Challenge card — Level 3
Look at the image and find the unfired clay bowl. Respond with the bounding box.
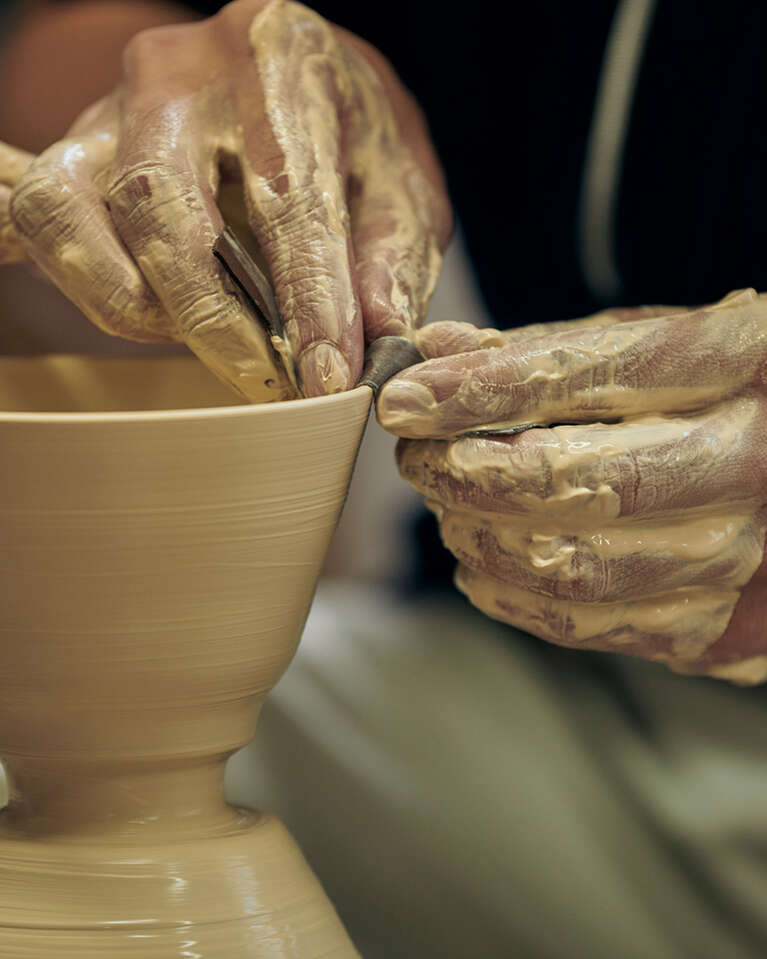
[0,354,368,957]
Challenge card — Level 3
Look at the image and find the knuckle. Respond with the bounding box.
[272,1,336,46]
[106,162,165,219]
[122,23,192,73]
[9,162,74,239]
[414,321,482,358]
[270,186,348,233]
[245,0,341,84]
[122,26,154,65]
[616,451,651,515]
[80,295,142,340]
[176,292,232,338]
[395,438,435,490]
[358,278,407,336]
[524,535,603,602]
[9,134,112,243]
[101,286,169,340]
[64,263,165,340]
[464,519,611,604]
[107,162,207,240]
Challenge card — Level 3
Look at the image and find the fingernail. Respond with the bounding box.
[297,342,352,396]
[376,379,438,435]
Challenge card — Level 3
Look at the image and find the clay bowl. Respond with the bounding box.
[0,354,367,957]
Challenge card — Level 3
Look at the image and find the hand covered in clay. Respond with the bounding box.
[377,289,767,684]
[0,0,449,400]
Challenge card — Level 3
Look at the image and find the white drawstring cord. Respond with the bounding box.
[578,0,658,302]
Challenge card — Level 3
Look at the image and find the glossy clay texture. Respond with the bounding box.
[378,292,767,679]
[0,355,368,957]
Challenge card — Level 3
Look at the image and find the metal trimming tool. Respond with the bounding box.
[214,227,424,396]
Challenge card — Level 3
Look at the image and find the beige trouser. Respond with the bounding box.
[227,580,767,959]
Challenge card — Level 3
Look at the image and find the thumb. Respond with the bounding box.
[415,302,700,357]
[414,321,509,358]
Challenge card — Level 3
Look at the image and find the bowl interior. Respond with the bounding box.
[0,354,244,413]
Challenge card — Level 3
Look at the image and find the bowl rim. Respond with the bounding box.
[0,380,372,425]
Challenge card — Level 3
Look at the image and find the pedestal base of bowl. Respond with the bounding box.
[0,812,359,957]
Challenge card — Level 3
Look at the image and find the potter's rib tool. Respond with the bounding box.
[213,228,284,338]
[459,422,544,438]
[214,226,425,397]
[213,227,302,395]
[357,336,424,394]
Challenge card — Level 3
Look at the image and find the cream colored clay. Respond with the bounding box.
[436,494,765,670]
[455,565,742,666]
[398,397,763,522]
[246,0,442,381]
[0,354,367,956]
[244,1,361,390]
[439,508,761,597]
[5,2,445,401]
[343,41,443,332]
[378,289,767,439]
[10,131,296,402]
[396,384,766,673]
[707,656,767,686]
[410,309,690,365]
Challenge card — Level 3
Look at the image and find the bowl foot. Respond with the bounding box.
[0,812,359,957]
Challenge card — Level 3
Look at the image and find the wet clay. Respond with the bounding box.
[4,0,447,403]
[0,354,368,956]
[245,0,443,394]
[378,289,767,439]
[397,403,767,671]
[381,290,767,678]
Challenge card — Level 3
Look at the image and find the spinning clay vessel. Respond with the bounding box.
[0,354,368,957]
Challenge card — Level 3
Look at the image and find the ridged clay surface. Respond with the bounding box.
[0,354,367,957]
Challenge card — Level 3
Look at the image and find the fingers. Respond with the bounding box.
[239,1,451,391]
[9,134,174,343]
[454,564,741,669]
[0,141,33,186]
[105,98,295,402]
[498,302,692,345]
[413,321,509,358]
[402,397,767,672]
[343,41,448,342]
[337,26,452,247]
[411,305,688,359]
[238,1,363,395]
[347,156,442,342]
[438,507,764,604]
[377,289,767,438]
[0,141,35,264]
[395,398,767,522]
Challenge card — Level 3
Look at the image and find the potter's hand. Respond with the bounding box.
[377,290,767,684]
[1,0,450,400]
